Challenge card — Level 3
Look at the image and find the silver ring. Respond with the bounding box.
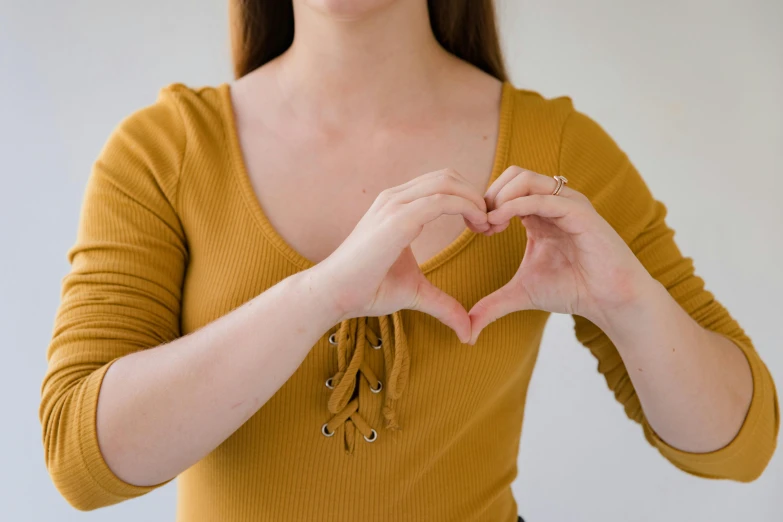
[328,333,338,345]
[364,429,378,443]
[321,423,335,437]
[371,339,382,350]
[551,175,568,196]
[370,381,383,394]
[325,378,335,389]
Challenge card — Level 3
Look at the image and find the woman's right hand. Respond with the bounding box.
[309,168,489,343]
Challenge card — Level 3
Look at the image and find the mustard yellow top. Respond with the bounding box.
[40,81,779,520]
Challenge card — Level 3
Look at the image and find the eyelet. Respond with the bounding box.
[370,381,383,394]
[325,378,335,389]
[364,429,378,443]
[321,423,335,437]
[328,333,338,345]
[371,339,382,350]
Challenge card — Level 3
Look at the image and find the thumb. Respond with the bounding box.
[467,281,529,344]
[410,276,471,344]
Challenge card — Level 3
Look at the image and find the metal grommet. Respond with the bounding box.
[364,429,377,443]
[328,333,338,345]
[371,339,382,350]
[321,423,335,437]
[370,381,383,394]
[325,378,335,389]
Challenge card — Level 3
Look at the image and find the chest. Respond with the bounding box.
[234,113,500,266]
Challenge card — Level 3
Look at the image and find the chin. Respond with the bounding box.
[301,0,402,19]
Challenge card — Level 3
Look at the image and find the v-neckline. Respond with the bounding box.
[218,80,515,275]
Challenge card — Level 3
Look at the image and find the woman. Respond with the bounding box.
[39,1,778,520]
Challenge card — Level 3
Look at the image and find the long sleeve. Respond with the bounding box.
[560,106,779,481]
[39,86,188,510]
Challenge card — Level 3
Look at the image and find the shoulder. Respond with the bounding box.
[106,79,231,161]
[504,85,649,226]
[508,86,659,240]
[112,81,231,146]
[95,81,231,209]
[500,85,575,176]
[505,84,575,135]
[505,84,620,152]
[119,82,230,143]
[505,83,630,179]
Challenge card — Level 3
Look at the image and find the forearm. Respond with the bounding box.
[97,267,340,487]
[592,275,754,453]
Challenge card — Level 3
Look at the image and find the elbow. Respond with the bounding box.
[42,424,113,511]
[652,405,779,484]
[40,363,164,511]
[42,421,135,512]
[713,455,774,484]
[50,471,108,512]
[678,421,778,483]
[732,372,780,483]
[40,372,124,512]
[40,394,107,511]
[733,468,766,484]
[50,470,117,512]
[66,496,104,513]
[730,436,777,483]
[674,447,775,484]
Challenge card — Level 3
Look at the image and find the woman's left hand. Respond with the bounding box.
[467,166,655,344]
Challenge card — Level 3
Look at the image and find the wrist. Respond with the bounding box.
[291,266,349,326]
[589,271,665,336]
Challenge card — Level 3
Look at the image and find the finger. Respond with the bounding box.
[410,276,471,343]
[389,168,478,197]
[486,180,565,235]
[484,165,524,210]
[464,216,491,234]
[484,167,581,235]
[383,168,446,194]
[467,280,530,344]
[405,194,488,228]
[495,169,581,209]
[393,169,488,214]
[487,195,585,234]
[484,219,512,236]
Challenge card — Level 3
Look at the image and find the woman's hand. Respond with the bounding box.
[467,166,655,344]
[311,168,489,343]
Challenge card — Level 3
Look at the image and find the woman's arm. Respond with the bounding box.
[40,85,487,510]
[39,88,192,510]
[559,110,778,481]
[590,266,754,453]
[94,268,341,488]
[468,105,778,481]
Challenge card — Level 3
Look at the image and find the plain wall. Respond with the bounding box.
[1,0,781,520]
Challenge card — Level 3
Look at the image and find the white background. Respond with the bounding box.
[1,0,781,520]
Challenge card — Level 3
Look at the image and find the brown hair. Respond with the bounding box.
[229,1,507,81]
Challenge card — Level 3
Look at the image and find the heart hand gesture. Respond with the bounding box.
[314,165,653,346]
[467,166,653,344]
[315,169,490,344]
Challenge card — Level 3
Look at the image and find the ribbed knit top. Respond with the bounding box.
[40,81,779,521]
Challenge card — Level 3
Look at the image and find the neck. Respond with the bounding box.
[272,0,459,124]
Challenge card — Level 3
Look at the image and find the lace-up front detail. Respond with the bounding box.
[321,311,409,453]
